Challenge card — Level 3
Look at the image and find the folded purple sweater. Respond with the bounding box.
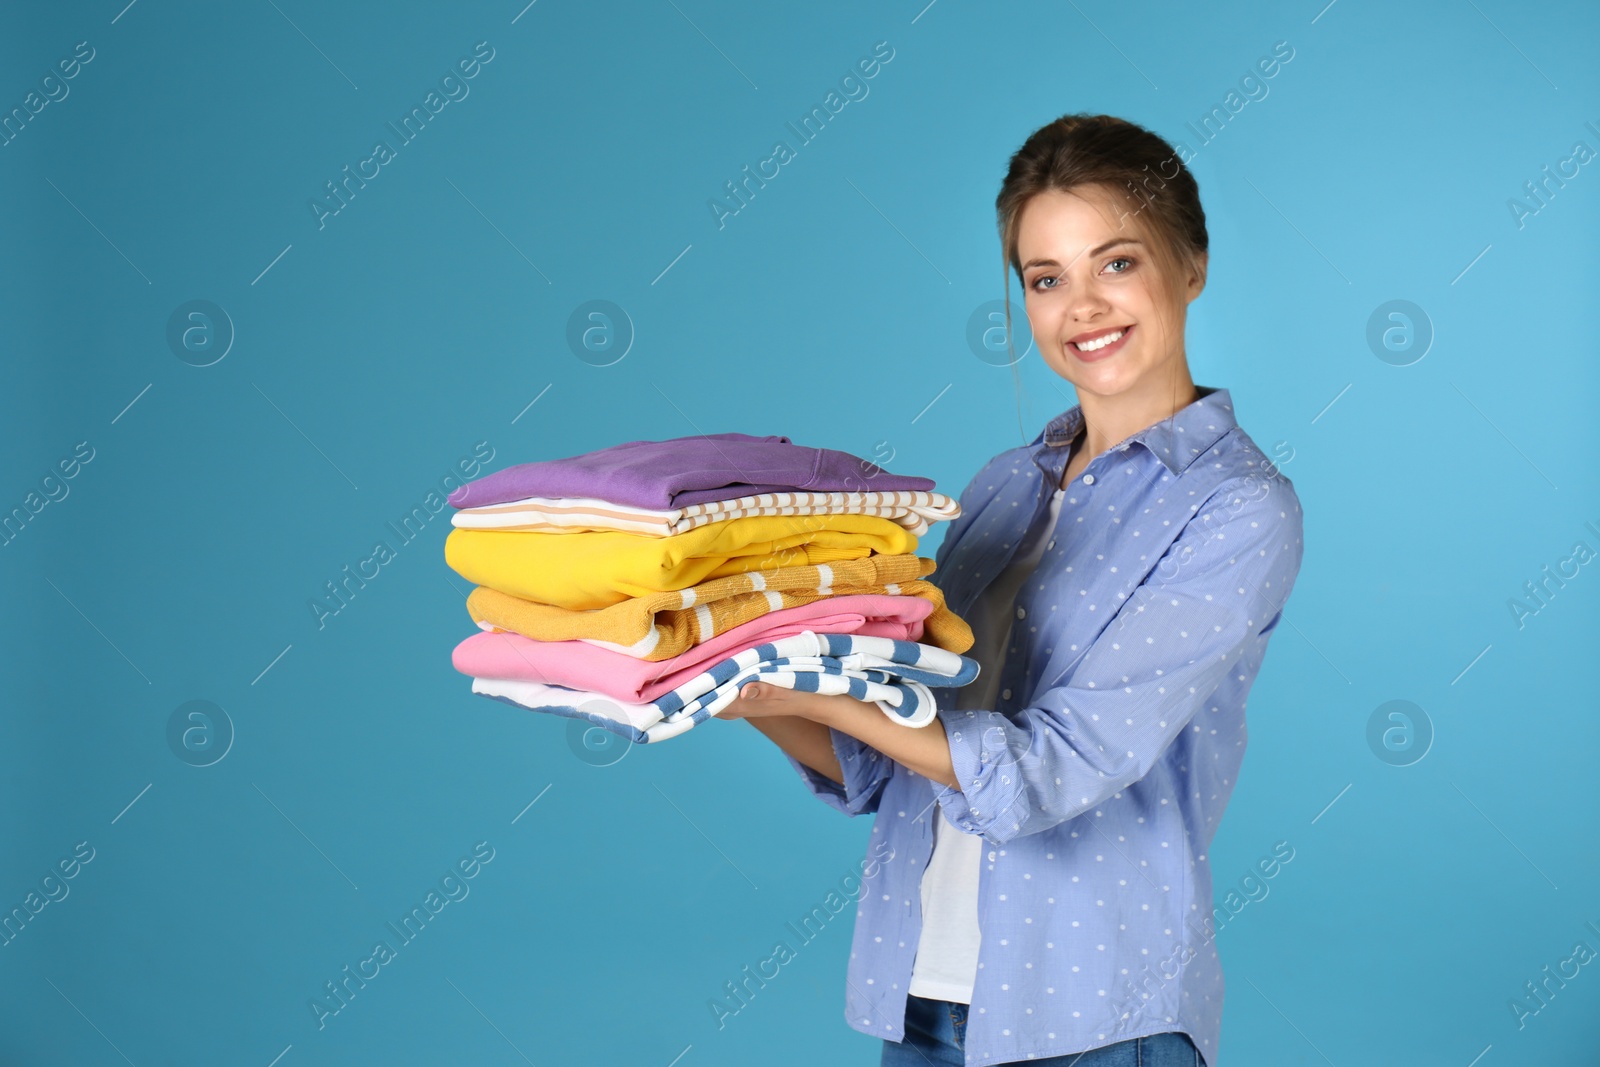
[447,432,935,510]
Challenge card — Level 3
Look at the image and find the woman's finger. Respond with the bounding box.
[724,680,803,719]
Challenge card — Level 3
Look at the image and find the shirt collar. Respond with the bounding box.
[1039,385,1237,476]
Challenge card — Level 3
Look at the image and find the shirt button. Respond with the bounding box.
[1015,606,1026,620]
[1002,688,1012,700]
[1082,474,1095,485]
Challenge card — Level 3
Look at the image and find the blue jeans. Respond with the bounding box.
[881,995,1204,1067]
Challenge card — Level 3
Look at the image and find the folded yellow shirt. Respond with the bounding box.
[444,511,918,611]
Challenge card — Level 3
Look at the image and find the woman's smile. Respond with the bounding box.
[1067,322,1134,362]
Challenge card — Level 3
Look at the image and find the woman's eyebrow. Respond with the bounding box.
[1022,238,1144,271]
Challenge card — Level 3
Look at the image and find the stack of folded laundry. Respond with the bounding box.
[444,431,979,743]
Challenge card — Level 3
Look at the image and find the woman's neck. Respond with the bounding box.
[1074,371,1200,459]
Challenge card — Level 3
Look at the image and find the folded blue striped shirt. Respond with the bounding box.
[474,631,980,744]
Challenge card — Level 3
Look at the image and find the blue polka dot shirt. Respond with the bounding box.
[784,386,1306,1065]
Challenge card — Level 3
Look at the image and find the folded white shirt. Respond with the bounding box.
[449,489,959,537]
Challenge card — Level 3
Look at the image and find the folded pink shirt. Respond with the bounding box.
[451,593,933,705]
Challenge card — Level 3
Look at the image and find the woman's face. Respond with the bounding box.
[1015,183,1205,402]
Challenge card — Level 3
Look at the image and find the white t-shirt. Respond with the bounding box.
[908,484,1068,1003]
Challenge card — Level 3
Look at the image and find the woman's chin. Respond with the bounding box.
[1056,362,1139,399]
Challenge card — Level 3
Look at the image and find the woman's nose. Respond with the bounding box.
[1068,279,1111,320]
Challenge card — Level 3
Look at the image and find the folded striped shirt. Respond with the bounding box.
[474,672,934,744]
[471,631,981,743]
[449,489,961,537]
[645,631,978,721]
[463,553,974,660]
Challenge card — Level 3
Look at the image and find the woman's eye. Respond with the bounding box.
[1105,256,1134,274]
[1031,274,1059,291]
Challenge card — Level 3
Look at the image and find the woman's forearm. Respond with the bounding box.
[812,697,958,789]
[743,714,845,784]
[731,688,959,790]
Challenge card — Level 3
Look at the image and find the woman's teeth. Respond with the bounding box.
[1074,329,1125,352]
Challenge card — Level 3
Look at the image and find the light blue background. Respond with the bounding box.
[3,1,1597,1064]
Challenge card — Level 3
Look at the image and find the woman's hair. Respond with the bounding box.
[994,113,1209,438]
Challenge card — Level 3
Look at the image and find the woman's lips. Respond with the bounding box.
[1069,323,1133,363]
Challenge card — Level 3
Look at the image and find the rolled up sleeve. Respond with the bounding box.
[930,473,1304,845]
[784,727,896,816]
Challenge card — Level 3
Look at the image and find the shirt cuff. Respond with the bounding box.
[783,727,894,816]
[928,706,1030,842]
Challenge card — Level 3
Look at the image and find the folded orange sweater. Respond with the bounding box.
[464,552,973,660]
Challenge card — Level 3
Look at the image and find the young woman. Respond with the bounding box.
[724,113,1305,1067]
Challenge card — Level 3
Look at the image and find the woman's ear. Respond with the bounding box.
[1185,251,1209,302]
